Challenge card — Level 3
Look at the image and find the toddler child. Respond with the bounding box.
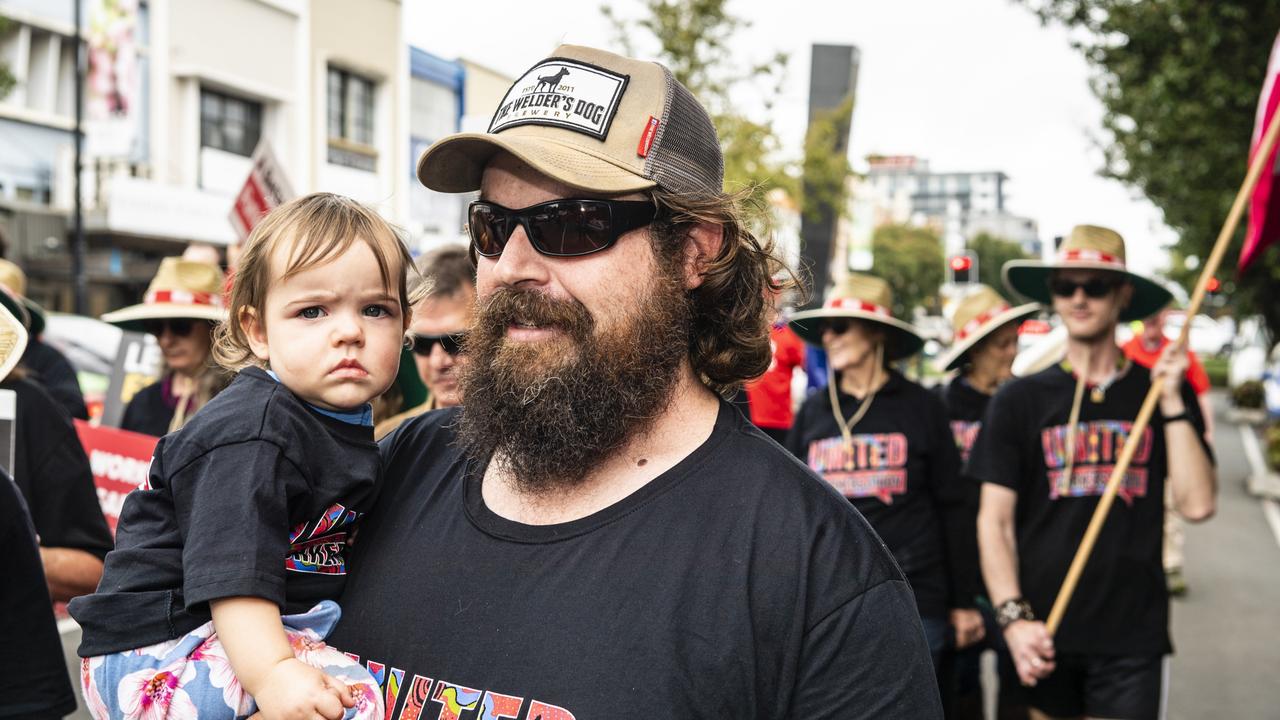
[70,193,419,720]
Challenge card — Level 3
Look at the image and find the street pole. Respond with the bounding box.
[71,0,88,315]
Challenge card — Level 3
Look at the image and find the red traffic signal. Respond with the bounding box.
[949,255,972,272]
[1205,277,1221,293]
[948,253,976,284]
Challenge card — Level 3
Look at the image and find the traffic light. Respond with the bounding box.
[948,253,977,284]
[1205,277,1221,294]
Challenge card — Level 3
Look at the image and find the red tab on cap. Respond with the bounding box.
[637,116,660,158]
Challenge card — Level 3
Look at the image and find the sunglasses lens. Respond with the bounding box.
[1082,280,1113,298]
[413,334,466,356]
[533,202,612,256]
[827,319,849,335]
[1051,278,1114,298]
[170,319,194,336]
[440,333,465,355]
[468,204,506,257]
[143,319,196,336]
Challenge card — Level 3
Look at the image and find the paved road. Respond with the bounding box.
[1165,393,1280,719]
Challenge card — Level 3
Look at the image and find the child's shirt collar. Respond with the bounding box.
[263,369,374,426]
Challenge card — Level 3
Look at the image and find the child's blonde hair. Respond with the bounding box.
[213,193,417,370]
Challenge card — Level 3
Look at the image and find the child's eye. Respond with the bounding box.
[363,304,392,318]
[298,306,325,319]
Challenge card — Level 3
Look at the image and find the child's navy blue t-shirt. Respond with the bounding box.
[69,366,380,657]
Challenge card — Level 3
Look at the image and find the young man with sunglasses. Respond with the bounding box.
[327,45,940,719]
[970,226,1216,720]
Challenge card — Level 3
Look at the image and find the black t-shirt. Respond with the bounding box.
[70,367,380,656]
[4,377,113,559]
[0,473,77,720]
[22,337,89,421]
[329,402,942,720]
[785,370,973,616]
[965,363,1209,655]
[120,380,174,437]
[942,377,990,465]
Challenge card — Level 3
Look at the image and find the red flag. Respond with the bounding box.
[1242,29,1280,272]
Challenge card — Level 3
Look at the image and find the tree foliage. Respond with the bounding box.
[1019,0,1280,340]
[602,0,797,224]
[0,16,15,100]
[801,95,855,223]
[871,224,944,317]
[969,232,1031,293]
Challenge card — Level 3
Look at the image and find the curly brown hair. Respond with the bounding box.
[648,187,800,394]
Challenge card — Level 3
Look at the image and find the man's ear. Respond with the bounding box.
[241,307,270,363]
[681,222,724,290]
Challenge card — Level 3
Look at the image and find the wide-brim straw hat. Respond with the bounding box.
[934,284,1040,372]
[1003,225,1172,322]
[0,295,29,382]
[789,273,925,361]
[101,257,227,332]
[0,259,46,336]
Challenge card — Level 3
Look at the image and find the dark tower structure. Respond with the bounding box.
[800,44,859,306]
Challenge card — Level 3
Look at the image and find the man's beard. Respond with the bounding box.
[455,270,691,496]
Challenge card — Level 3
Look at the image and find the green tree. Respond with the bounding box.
[1019,0,1280,340]
[801,95,855,224]
[871,224,944,317]
[969,232,1030,292]
[603,0,795,223]
[0,16,15,100]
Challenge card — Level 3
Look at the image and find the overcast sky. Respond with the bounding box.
[407,0,1180,273]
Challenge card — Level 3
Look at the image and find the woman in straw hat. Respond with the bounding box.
[969,225,1215,720]
[102,258,231,436]
[934,284,1039,720]
[0,286,113,606]
[786,272,973,675]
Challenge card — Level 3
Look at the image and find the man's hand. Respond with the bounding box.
[949,608,985,650]
[1152,341,1189,409]
[1003,619,1056,686]
[252,658,354,720]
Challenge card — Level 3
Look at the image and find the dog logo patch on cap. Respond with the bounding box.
[489,58,630,140]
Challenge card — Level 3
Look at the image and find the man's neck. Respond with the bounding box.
[481,362,722,526]
[1064,329,1122,382]
[964,368,1000,396]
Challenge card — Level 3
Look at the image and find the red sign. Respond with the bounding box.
[74,420,159,534]
[228,140,295,243]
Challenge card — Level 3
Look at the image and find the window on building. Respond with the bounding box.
[327,65,377,172]
[200,89,262,157]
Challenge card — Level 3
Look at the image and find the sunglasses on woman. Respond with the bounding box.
[1049,277,1119,299]
[142,318,198,337]
[467,199,657,258]
[411,332,466,357]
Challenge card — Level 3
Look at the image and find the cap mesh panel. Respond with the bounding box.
[645,69,724,196]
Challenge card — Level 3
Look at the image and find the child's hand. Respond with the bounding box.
[253,658,355,720]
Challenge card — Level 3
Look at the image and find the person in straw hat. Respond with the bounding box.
[0,258,88,420]
[969,225,1216,720]
[787,272,975,677]
[0,285,113,604]
[934,284,1040,720]
[322,44,940,718]
[102,257,232,436]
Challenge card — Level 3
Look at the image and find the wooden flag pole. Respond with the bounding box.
[1045,110,1280,635]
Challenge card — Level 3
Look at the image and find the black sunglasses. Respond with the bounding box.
[142,318,198,337]
[825,319,854,336]
[411,332,466,357]
[1049,277,1119,299]
[467,199,657,258]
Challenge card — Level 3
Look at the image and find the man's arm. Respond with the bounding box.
[977,483,1055,686]
[38,547,103,602]
[1154,345,1216,522]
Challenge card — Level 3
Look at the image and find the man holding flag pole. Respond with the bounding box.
[969,226,1216,720]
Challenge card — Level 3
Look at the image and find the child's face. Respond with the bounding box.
[244,238,405,411]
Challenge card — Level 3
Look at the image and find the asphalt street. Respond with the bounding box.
[1164,393,1280,719]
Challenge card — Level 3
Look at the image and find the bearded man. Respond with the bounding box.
[328,45,940,719]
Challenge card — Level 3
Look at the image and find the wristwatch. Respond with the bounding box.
[995,597,1035,629]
